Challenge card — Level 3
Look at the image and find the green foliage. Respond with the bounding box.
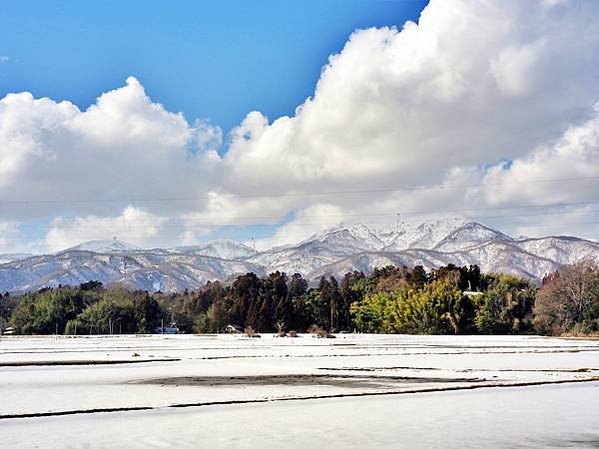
[303,289,329,330]
[133,293,163,333]
[0,293,18,322]
[351,279,473,334]
[9,284,164,335]
[351,291,394,333]
[473,275,535,334]
[74,298,120,334]
[10,287,98,334]
[7,262,597,337]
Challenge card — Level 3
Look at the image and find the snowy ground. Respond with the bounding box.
[0,334,598,448]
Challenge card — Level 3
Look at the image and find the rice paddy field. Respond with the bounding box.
[1,334,598,448]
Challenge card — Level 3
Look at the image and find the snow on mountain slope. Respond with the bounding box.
[246,246,340,276]
[306,252,413,283]
[382,218,470,251]
[248,220,470,275]
[299,223,386,252]
[448,241,560,280]
[245,224,386,274]
[306,241,561,284]
[0,253,32,264]
[1,220,598,292]
[170,240,257,260]
[60,240,140,254]
[432,222,513,252]
[0,250,263,293]
[516,236,599,266]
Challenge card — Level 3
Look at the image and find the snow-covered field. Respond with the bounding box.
[0,334,598,448]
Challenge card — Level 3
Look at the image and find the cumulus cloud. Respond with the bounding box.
[254,204,346,250]
[480,111,599,207]
[1,0,599,252]
[0,222,23,253]
[222,0,599,192]
[0,77,222,219]
[44,206,169,252]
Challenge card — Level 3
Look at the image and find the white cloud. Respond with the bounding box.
[0,56,9,63]
[44,206,169,252]
[1,0,599,252]
[222,0,599,193]
[0,77,222,219]
[491,39,546,97]
[0,222,22,253]
[254,204,345,250]
[479,111,599,207]
[512,205,599,239]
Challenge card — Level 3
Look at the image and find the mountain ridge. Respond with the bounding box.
[1,220,598,293]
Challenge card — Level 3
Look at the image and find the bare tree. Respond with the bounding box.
[535,260,599,335]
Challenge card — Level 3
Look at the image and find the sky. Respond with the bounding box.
[0,0,426,134]
[2,0,599,253]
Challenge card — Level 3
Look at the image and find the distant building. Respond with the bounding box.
[155,323,179,334]
[463,291,484,298]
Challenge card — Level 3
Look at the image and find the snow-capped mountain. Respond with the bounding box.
[169,240,257,260]
[431,222,513,252]
[0,250,264,293]
[60,239,140,254]
[1,220,598,293]
[293,222,598,283]
[0,253,33,264]
[383,217,472,251]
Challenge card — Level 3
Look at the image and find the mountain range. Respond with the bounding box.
[1,218,598,293]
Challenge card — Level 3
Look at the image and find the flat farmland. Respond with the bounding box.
[1,334,598,448]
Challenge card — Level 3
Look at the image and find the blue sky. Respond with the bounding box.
[0,0,427,134]
[2,0,599,252]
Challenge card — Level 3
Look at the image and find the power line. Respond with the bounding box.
[7,198,599,228]
[3,212,599,239]
[1,174,599,206]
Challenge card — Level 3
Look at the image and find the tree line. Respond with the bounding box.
[1,262,598,336]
